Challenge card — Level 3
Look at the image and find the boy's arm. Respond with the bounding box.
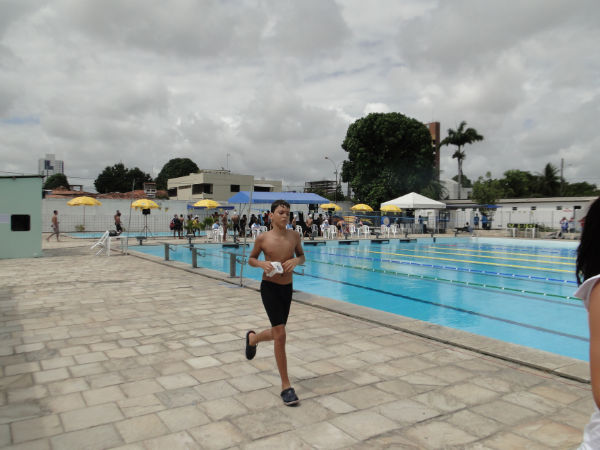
[248,235,272,274]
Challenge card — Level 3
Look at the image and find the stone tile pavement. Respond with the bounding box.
[0,237,593,449]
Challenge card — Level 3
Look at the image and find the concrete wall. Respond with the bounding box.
[0,176,43,258]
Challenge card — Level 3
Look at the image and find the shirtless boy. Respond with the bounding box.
[47,210,60,241]
[246,200,305,406]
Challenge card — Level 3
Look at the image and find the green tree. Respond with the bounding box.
[500,169,536,198]
[341,112,435,208]
[472,172,503,218]
[43,173,69,190]
[451,174,472,188]
[536,163,561,197]
[563,181,599,197]
[155,158,199,190]
[94,163,152,193]
[440,121,484,199]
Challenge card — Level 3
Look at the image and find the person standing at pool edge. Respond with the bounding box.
[575,196,600,449]
[246,200,305,406]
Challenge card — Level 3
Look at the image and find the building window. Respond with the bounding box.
[168,188,177,197]
[255,186,270,192]
[512,207,517,211]
[230,184,240,192]
[556,206,562,210]
[531,206,536,211]
[192,183,213,195]
[11,215,30,232]
[575,205,582,210]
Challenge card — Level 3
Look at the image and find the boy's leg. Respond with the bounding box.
[250,326,290,390]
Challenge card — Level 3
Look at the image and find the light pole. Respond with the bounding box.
[324,156,340,203]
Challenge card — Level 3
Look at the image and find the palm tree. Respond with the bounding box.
[440,121,484,199]
[537,163,561,197]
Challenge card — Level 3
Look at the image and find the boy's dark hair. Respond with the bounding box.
[577,196,600,284]
[53,210,58,214]
[271,200,290,212]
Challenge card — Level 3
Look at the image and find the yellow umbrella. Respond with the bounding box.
[67,196,102,230]
[67,196,102,206]
[381,205,402,213]
[351,203,373,212]
[320,203,341,211]
[131,199,160,210]
[193,199,220,208]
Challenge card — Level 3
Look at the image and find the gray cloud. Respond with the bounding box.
[1,0,599,192]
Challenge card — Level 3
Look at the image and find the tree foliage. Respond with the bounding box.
[94,163,152,193]
[43,173,69,190]
[451,174,472,188]
[155,158,199,190]
[471,172,503,216]
[340,112,436,207]
[440,121,483,198]
[474,163,599,200]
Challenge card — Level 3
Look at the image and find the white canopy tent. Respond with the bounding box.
[381,192,446,210]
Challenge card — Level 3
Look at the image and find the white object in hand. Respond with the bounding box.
[266,261,284,277]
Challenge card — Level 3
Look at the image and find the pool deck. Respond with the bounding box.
[0,235,591,449]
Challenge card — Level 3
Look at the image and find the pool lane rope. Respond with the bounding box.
[428,246,575,263]
[318,249,576,285]
[433,243,577,257]
[367,249,574,273]
[299,270,587,342]
[304,253,580,302]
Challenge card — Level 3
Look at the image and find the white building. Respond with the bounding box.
[38,153,64,179]
[167,170,282,203]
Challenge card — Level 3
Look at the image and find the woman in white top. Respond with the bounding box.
[576,196,600,449]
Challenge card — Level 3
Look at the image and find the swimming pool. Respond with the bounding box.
[133,237,587,361]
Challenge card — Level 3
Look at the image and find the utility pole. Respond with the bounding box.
[560,158,564,196]
[324,156,339,203]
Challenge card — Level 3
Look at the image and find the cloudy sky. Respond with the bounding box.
[1,0,599,192]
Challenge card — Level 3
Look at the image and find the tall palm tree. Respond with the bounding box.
[440,121,484,199]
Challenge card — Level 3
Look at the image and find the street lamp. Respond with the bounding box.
[324,156,340,203]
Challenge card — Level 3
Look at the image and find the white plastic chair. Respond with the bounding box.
[380,225,390,237]
[295,225,303,235]
[212,226,223,242]
[329,226,337,239]
[361,225,370,237]
[349,224,357,238]
[251,226,260,240]
[390,224,398,237]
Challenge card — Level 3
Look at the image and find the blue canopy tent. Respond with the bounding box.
[227,191,329,204]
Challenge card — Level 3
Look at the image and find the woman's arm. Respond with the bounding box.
[589,283,600,408]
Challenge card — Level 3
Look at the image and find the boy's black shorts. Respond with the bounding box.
[260,280,293,327]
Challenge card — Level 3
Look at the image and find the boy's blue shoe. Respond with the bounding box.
[281,387,299,406]
[245,331,257,360]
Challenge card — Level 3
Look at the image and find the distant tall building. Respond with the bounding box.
[38,154,64,179]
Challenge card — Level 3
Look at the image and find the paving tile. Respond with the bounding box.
[446,409,504,438]
[402,421,478,448]
[330,410,397,441]
[155,386,205,409]
[156,373,198,390]
[40,392,86,413]
[7,385,48,403]
[477,431,548,449]
[443,382,499,405]
[244,432,313,450]
[120,379,164,398]
[47,377,89,395]
[11,414,63,443]
[188,421,246,450]
[83,385,126,406]
[232,408,294,440]
[200,396,249,421]
[33,367,69,384]
[294,421,357,449]
[227,374,271,393]
[376,398,441,424]
[115,413,168,443]
[512,418,583,448]
[61,403,124,432]
[333,385,391,409]
[473,399,539,426]
[143,431,200,449]
[157,405,210,432]
[50,424,124,450]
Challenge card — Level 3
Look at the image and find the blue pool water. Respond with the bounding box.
[133,237,587,361]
